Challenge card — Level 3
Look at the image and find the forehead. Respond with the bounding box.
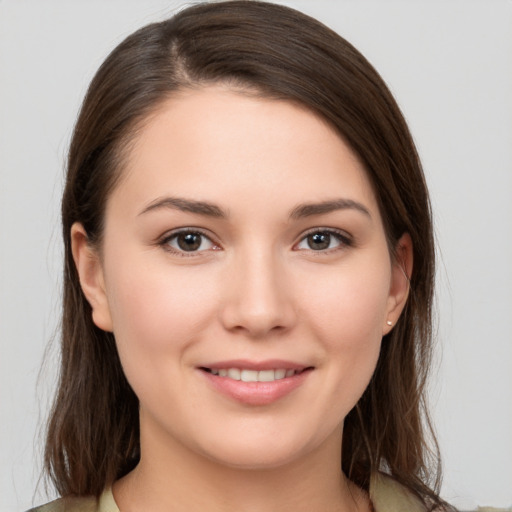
[109,86,379,219]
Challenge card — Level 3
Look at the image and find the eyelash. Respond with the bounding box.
[158,228,353,257]
[294,228,353,254]
[158,228,220,257]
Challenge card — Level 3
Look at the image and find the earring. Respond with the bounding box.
[386,320,393,326]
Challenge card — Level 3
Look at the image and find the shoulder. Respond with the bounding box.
[25,496,97,512]
[26,488,118,512]
[370,472,427,512]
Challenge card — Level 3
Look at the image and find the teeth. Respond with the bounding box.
[241,369,258,382]
[208,368,300,382]
[258,370,275,382]
[275,369,286,379]
[227,368,241,380]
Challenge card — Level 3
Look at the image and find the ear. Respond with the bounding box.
[383,233,413,335]
[71,222,113,332]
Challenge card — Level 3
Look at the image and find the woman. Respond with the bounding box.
[31,1,451,511]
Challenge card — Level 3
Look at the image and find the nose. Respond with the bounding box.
[219,249,297,339]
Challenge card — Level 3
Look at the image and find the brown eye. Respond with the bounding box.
[307,232,331,250]
[164,230,216,254]
[177,232,202,251]
[295,229,351,252]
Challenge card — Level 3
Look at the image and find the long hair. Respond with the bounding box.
[46,1,444,509]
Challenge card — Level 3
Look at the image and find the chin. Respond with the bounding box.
[194,427,327,471]
[205,447,301,471]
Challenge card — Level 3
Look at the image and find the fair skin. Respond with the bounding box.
[72,86,412,512]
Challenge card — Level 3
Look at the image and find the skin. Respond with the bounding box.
[72,86,412,512]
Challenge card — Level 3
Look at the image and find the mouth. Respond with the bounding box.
[200,367,310,382]
[198,361,314,405]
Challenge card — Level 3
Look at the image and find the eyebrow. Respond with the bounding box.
[289,198,371,220]
[138,196,371,220]
[139,197,228,218]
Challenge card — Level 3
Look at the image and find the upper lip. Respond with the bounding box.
[198,359,312,371]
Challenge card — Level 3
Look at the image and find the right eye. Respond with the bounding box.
[161,230,219,255]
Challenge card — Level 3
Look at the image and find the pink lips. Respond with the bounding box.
[198,359,313,406]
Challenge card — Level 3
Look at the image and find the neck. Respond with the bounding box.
[113,418,369,512]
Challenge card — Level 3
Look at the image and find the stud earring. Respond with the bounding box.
[386,320,393,326]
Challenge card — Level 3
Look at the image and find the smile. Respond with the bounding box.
[202,368,304,382]
[199,363,313,405]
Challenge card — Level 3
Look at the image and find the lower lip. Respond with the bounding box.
[199,369,312,406]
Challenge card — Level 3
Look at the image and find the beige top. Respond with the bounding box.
[28,473,427,512]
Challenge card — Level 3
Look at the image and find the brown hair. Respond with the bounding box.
[46,1,446,509]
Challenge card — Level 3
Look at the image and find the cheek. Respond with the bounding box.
[104,254,218,363]
[103,258,224,417]
[300,257,391,343]
[298,257,390,399]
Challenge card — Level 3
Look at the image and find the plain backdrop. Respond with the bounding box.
[1,1,511,510]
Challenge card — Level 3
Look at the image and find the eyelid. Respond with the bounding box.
[293,227,353,252]
[158,227,221,256]
[156,226,352,256]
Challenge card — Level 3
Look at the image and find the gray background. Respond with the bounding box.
[1,1,511,510]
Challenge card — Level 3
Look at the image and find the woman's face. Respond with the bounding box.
[74,86,410,470]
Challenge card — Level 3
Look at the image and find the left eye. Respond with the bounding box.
[295,230,349,251]
[165,231,216,253]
